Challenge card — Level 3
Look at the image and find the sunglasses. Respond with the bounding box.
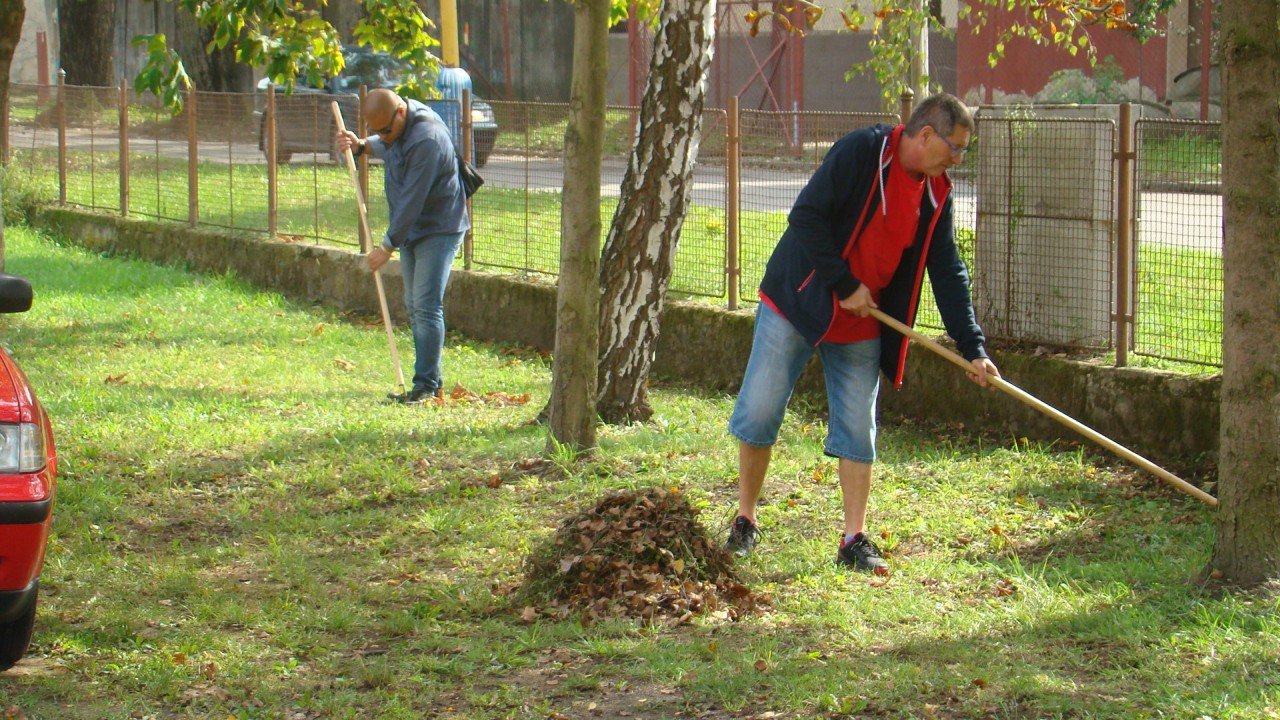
[371,105,404,136]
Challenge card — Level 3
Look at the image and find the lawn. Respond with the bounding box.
[0,224,1274,719]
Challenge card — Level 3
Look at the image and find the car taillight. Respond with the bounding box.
[0,423,46,473]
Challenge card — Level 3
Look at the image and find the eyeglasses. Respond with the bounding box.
[935,130,970,159]
[371,105,404,136]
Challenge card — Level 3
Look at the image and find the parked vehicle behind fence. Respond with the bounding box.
[254,47,498,167]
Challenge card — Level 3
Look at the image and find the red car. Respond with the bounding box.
[0,274,56,672]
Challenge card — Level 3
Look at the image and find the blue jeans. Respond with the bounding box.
[400,232,464,393]
[728,303,882,462]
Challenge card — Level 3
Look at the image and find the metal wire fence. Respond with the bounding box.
[971,114,1116,353]
[2,82,1224,370]
[1133,119,1223,367]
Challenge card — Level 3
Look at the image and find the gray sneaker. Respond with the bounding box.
[725,516,759,557]
[836,533,889,575]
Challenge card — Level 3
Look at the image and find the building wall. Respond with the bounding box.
[957,8,1170,104]
[12,0,56,84]
[607,29,958,113]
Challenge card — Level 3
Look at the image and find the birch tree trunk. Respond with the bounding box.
[548,0,611,451]
[595,0,717,424]
[1208,0,1280,585]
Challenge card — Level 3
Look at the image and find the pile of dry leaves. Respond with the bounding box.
[519,488,766,623]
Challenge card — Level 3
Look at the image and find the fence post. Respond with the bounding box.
[266,85,277,238]
[726,96,741,311]
[119,78,129,217]
[57,70,66,206]
[899,88,915,124]
[462,88,474,270]
[1114,103,1135,367]
[187,89,198,226]
[36,32,50,104]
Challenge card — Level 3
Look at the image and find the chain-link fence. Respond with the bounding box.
[469,101,573,276]
[1133,119,1223,367]
[3,83,1224,370]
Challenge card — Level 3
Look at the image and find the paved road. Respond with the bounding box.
[13,127,1222,253]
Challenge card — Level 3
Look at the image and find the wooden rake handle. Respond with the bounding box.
[869,308,1217,507]
[331,102,406,393]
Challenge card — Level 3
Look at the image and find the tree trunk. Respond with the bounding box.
[58,0,115,86]
[1208,0,1280,586]
[168,8,251,93]
[547,0,610,451]
[595,0,716,424]
[0,0,21,119]
[0,0,24,270]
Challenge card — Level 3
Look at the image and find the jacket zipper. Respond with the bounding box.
[797,270,816,293]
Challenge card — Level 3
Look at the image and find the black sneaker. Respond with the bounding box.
[837,533,889,576]
[725,516,759,558]
[386,387,441,405]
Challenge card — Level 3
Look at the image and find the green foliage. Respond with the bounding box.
[351,4,442,102]
[843,0,945,112]
[132,0,437,113]
[0,168,55,226]
[1038,55,1128,104]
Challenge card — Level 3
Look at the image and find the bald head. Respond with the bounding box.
[365,88,401,116]
[363,88,407,141]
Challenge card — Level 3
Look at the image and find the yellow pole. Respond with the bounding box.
[441,0,461,67]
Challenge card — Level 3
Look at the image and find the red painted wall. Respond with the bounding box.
[957,9,1168,103]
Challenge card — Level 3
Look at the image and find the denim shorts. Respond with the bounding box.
[728,303,881,463]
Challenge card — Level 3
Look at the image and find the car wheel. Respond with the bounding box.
[259,118,293,164]
[0,587,37,672]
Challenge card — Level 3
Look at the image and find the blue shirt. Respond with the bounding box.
[365,99,470,252]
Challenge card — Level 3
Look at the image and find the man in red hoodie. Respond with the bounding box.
[724,94,1000,574]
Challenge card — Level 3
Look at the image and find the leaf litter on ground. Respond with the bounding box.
[519,487,767,624]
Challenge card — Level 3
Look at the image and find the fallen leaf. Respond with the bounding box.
[754,659,768,672]
[520,606,538,622]
[104,373,128,385]
[333,357,355,371]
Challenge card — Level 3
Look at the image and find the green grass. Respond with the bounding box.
[1139,130,1222,186]
[0,224,1274,718]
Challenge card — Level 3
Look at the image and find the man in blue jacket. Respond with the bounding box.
[724,93,1000,574]
[337,89,470,404]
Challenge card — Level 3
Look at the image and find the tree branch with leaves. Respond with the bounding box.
[837,0,1177,111]
[132,0,442,111]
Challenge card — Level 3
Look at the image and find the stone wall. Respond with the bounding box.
[33,207,1220,468]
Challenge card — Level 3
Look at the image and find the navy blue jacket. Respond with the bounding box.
[758,124,988,388]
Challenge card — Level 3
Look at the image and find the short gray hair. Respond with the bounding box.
[904,93,973,138]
